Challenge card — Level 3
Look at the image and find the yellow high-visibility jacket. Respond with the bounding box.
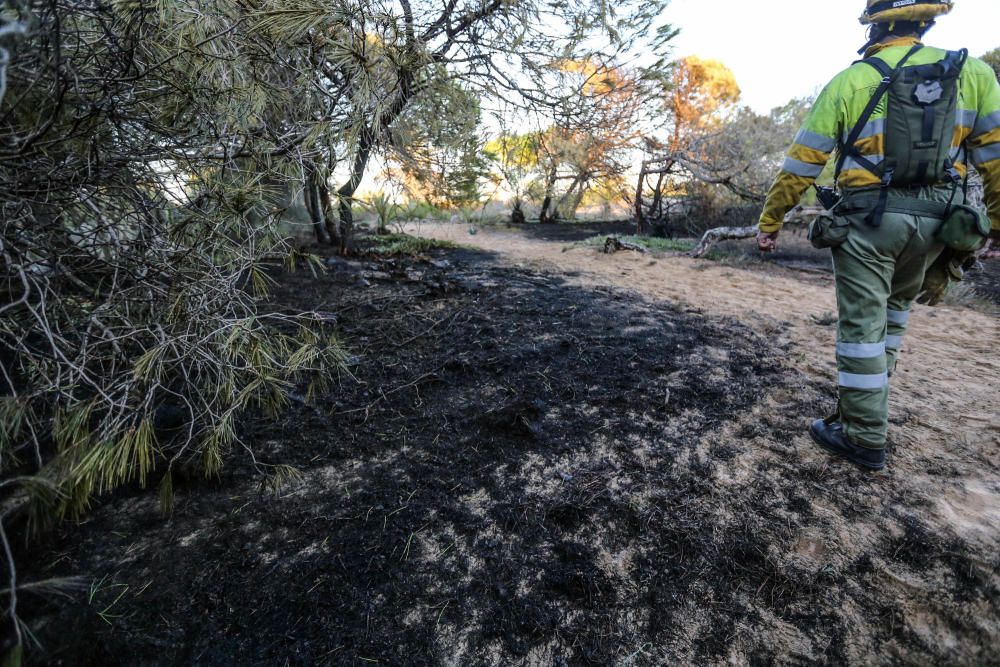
[759,37,1000,234]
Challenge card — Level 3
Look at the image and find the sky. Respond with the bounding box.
[662,0,1000,113]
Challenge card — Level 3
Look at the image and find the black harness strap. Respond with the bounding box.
[835,45,922,182]
[916,93,936,183]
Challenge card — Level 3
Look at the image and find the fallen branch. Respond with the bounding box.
[690,206,819,258]
[603,237,647,254]
[689,226,758,258]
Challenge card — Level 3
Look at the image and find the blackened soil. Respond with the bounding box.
[968,257,1000,305]
[711,232,835,274]
[19,248,999,665]
[515,221,635,243]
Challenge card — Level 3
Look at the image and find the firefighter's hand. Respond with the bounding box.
[757,231,779,252]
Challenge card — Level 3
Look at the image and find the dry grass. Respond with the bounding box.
[943,282,998,314]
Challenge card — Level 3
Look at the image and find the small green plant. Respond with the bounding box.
[368,234,459,256]
[457,207,478,224]
[366,193,400,234]
[400,201,440,221]
[396,202,423,232]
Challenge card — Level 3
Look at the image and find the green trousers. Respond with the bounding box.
[829,186,953,449]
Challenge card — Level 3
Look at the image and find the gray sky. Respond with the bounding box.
[664,0,1000,113]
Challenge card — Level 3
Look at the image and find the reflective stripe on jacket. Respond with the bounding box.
[759,36,1000,233]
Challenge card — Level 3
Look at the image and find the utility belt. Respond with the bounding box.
[809,187,989,252]
[835,190,955,218]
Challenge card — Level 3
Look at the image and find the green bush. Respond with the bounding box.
[0,4,350,656]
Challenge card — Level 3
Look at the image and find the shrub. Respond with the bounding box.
[0,1,347,654]
[366,234,459,256]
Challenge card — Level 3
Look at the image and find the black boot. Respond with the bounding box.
[809,420,886,471]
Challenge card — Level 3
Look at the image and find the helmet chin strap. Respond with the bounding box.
[858,24,890,55]
[857,20,934,55]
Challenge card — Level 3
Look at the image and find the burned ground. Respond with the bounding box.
[20,247,1000,665]
[969,255,1000,305]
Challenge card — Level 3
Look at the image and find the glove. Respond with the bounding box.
[916,249,973,306]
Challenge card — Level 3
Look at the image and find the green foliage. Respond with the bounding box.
[0,2,359,649]
[400,201,442,220]
[485,132,544,211]
[982,48,1000,81]
[29,316,348,522]
[0,0,678,654]
[366,193,400,234]
[485,134,542,170]
[366,234,459,257]
[2,643,22,667]
[489,59,678,221]
[394,77,490,207]
[572,234,735,261]
[87,574,130,626]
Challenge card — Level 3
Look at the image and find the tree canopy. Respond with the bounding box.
[665,56,742,151]
[983,47,1000,80]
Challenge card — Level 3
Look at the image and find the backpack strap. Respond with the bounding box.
[835,45,922,182]
[940,50,969,187]
[835,45,922,227]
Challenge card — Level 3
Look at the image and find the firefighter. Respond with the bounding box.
[756,0,1000,470]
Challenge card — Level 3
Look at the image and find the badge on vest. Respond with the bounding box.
[914,80,943,105]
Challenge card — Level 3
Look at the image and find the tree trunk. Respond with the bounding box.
[539,164,559,224]
[304,165,329,245]
[634,163,647,235]
[336,127,371,254]
[318,180,342,249]
[335,68,418,253]
[539,195,553,224]
[511,200,526,225]
[336,196,354,256]
[635,162,672,235]
[650,172,667,220]
[604,237,647,254]
[555,175,586,221]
